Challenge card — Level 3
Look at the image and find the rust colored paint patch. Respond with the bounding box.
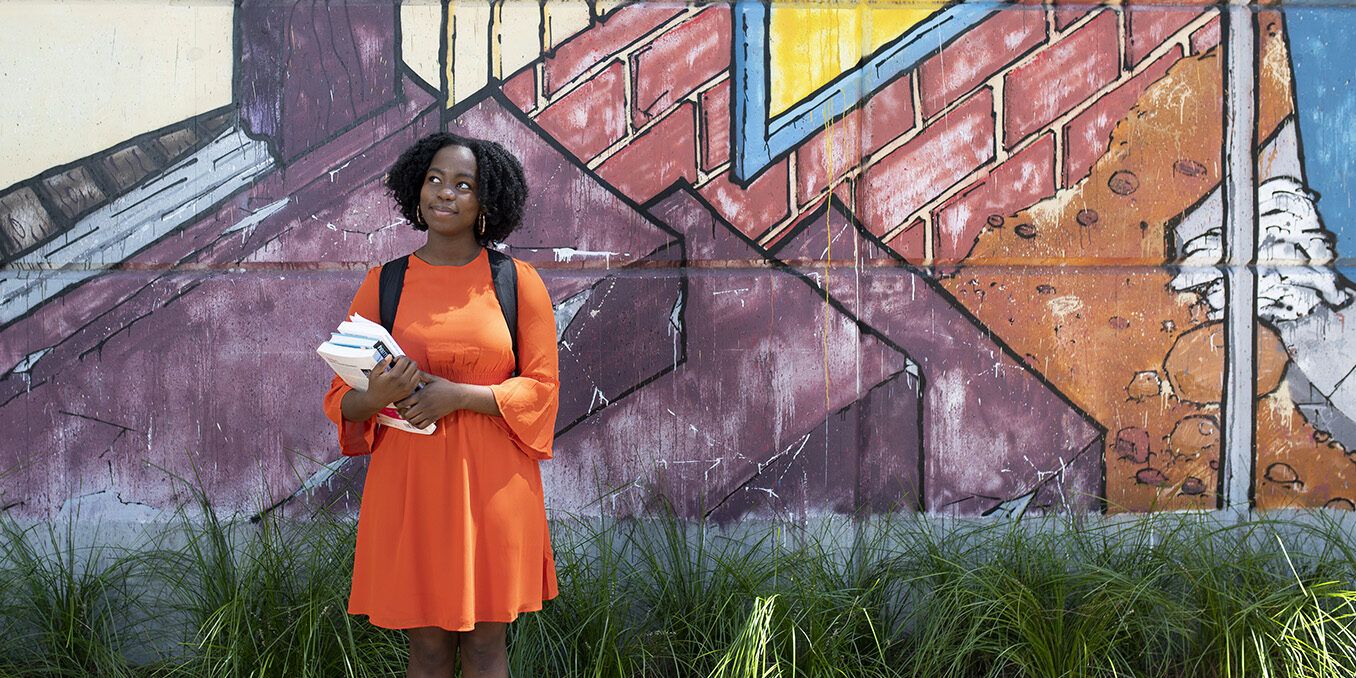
[1256,394,1355,509]
[941,26,1338,511]
[1163,321,1288,405]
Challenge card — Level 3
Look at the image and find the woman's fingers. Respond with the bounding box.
[407,409,429,429]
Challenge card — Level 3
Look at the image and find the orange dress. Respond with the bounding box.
[322,248,559,631]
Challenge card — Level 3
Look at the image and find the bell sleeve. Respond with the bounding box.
[490,261,560,461]
[322,267,385,457]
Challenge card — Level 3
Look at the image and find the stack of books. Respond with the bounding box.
[316,313,435,435]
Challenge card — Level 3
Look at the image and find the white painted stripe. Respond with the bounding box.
[0,126,274,325]
[1223,2,1257,513]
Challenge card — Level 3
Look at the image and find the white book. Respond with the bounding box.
[338,313,402,356]
[316,313,435,435]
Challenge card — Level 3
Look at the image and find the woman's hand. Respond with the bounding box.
[393,374,464,429]
[340,356,423,423]
[367,356,424,406]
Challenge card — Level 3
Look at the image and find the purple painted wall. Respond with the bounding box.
[3,2,1354,521]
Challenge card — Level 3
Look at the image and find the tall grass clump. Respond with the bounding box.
[0,517,146,677]
[891,513,1356,678]
[149,488,407,678]
[4,495,1356,677]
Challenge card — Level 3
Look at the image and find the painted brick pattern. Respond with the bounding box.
[1004,10,1120,149]
[1126,3,1204,66]
[502,67,537,113]
[1054,1,1094,31]
[918,9,1046,119]
[596,102,696,204]
[631,6,731,127]
[796,73,915,204]
[1063,46,1184,186]
[859,88,995,237]
[698,159,789,239]
[152,129,198,160]
[1191,15,1221,54]
[934,132,1055,263]
[700,81,731,171]
[500,0,1209,261]
[535,61,628,162]
[542,4,682,95]
[886,218,926,262]
[767,181,859,253]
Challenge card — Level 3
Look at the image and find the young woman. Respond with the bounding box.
[323,132,559,678]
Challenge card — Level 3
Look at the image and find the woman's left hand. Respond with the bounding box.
[394,374,463,429]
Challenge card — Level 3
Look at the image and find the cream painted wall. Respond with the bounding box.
[401,1,444,94]
[0,1,233,190]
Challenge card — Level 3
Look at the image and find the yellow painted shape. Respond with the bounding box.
[769,2,939,117]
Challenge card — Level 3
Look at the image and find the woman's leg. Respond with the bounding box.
[458,622,509,678]
[406,627,460,678]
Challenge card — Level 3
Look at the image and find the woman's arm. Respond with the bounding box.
[486,262,560,459]
[394,377,501,430]
[323,267,396,456]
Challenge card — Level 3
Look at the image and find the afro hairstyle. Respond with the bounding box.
[384,132,528,245]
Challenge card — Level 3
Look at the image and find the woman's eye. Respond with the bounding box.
[428,176,440,184]
[457,181,472,190]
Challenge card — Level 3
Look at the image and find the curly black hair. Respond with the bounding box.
[384,132,528,245]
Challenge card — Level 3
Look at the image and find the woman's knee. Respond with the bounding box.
[407,627,459,669]
[458,622,507,668]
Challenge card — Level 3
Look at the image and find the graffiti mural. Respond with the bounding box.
[1,1,1352,521]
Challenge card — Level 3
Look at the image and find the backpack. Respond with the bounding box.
[378,249,519,376]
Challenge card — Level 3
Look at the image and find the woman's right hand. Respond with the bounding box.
[365,356,423,406]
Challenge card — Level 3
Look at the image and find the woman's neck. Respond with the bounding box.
[416,232,481,266]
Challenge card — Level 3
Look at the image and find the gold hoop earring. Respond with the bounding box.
[416,205,425,227]
[477,213,487,238]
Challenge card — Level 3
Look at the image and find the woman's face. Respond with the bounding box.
[419,144,480,238]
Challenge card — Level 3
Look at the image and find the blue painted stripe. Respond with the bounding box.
[732,0,993,182]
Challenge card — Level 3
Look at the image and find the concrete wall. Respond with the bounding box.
[1,0,1353,523]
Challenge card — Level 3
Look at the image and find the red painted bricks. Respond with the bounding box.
[796,73,915,204]
[1004,10,1119,150]
[798,119,862,211]
[1054,1,1094,32]
[700,81,731,171]
[886,218,927,262]
[1126,3,1204,67]
[535,61,628,162]
[597,102,697,204]
[542,4,683,96]
[918,8,1046,119]
[933,132,1055,263]
[502,67,537,114]
[1062,45,1183,186]
[1190,14,1221,54]
[698,159,789,240]
[859,88,995,237]
[631,6,731,127]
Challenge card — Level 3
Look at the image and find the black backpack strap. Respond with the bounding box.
[487,249,520,376]
[378,255,409,334]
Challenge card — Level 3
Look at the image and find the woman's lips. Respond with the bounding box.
[428,204,456,216]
